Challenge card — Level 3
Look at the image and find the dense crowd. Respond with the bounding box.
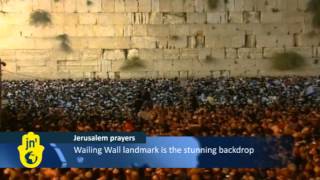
[0,76,320,179]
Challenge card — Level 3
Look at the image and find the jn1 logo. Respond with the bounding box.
[17,132,45,168]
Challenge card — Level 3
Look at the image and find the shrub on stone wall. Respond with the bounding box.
[204,55,216,64]
[271,52,305,71]
[308,0,320,27]
[208,0,219,10]
[120,56,145,70]
[56,34,72,53]
[30,10,51,26]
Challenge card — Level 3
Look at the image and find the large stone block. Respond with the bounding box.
[102,0,115,12]
[187,13,206,24]
[97,13,131,25]
[163,49,180,60]
[64,0,77,13]
[207,12,227,24]
[138,0,152,12]
[147,25,170,36]
[79,13,98,24]
[125,0,138,12]
[163,13,186,24]
[131,36,156,48]
[180,48,199,60]
[103,49,126,60]
[115,0,126,12]
[93,25,115,36]
[159,0,171,12]
[87,37,131,49]
[139,49,163,60]
[149,13,163,24]
[132,25,148,36]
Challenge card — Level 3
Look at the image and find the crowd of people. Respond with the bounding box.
[0,76,320,179]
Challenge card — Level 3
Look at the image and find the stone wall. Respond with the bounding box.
[0,0,319,79]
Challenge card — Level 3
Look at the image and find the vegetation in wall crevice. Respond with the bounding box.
[30,10,52,27]
[120,56,145,70]
[56,34,73,53]
[271,51,306,71]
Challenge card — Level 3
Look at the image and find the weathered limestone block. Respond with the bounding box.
[261,12,282,23]
[97,13,131,25]
[63,37,88,50]
[159,0,171,12]
[169,25,190,36]
[103,49,126,60]
[168,36,187,48]
[63,13,80,25]
[102,0,115,12]
[256,35,277,48]
[238,48,263,59]
[131,36,156,48]
[285,0,298,11]
[64,0,77,13]
[123,25,133,36]
[276,35,294,47]
[183,0,195,12]
[147,25,170,36]
[282,12,305,23]
[87,0,102,13]
[298,0,308,11]
[163,49,180,60]
[187,13,206,24]
[133,25,148,36]
[163,13,186,24]
[131,13,150,24]
[125,0,138,12]
[194,0,205,12]
[171,0,184,12]
[79,13,97,25]
[88,37,131,49]
[226,48,238,59]
[33,0,51,11]
[228,12,243,24]
[154,37,168,48]
[206,34,245,48]
[243,11,260,24]
[77,25,95,36]
[2,0,32,12]
[0,37,35,49]
[139,49,163,60]
[81,49,101,60]
[151,0,160,12]
[138,0,152,12]
[149,13,163,24]
[212,48,225,59]
[180,49,199,60]
[51,1,65,13]
[0,13,29,25]
[15,51,49,67]
[234,0,256,11]
[207,12,227,24]
[262,47,284,58]
[93,25,115,36]
[127,49,139,59]
[115,0,126,12]
[198,48,212,60]
[297,34,320,47]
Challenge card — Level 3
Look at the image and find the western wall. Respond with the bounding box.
[0,0,319,79]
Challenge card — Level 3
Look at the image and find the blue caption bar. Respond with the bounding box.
[0,132,293,168]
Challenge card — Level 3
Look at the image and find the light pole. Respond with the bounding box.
[0,58,6,128]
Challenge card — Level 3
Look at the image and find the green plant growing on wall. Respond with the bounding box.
[30,10,52,26]
[271,51,305,71]
[87,0,93,6]
[308,0,320,28]
[207,0,218,10]
[203,55,216,64]
[56,34,72,53]
[170,35,180,41]
[120,56,145,70]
